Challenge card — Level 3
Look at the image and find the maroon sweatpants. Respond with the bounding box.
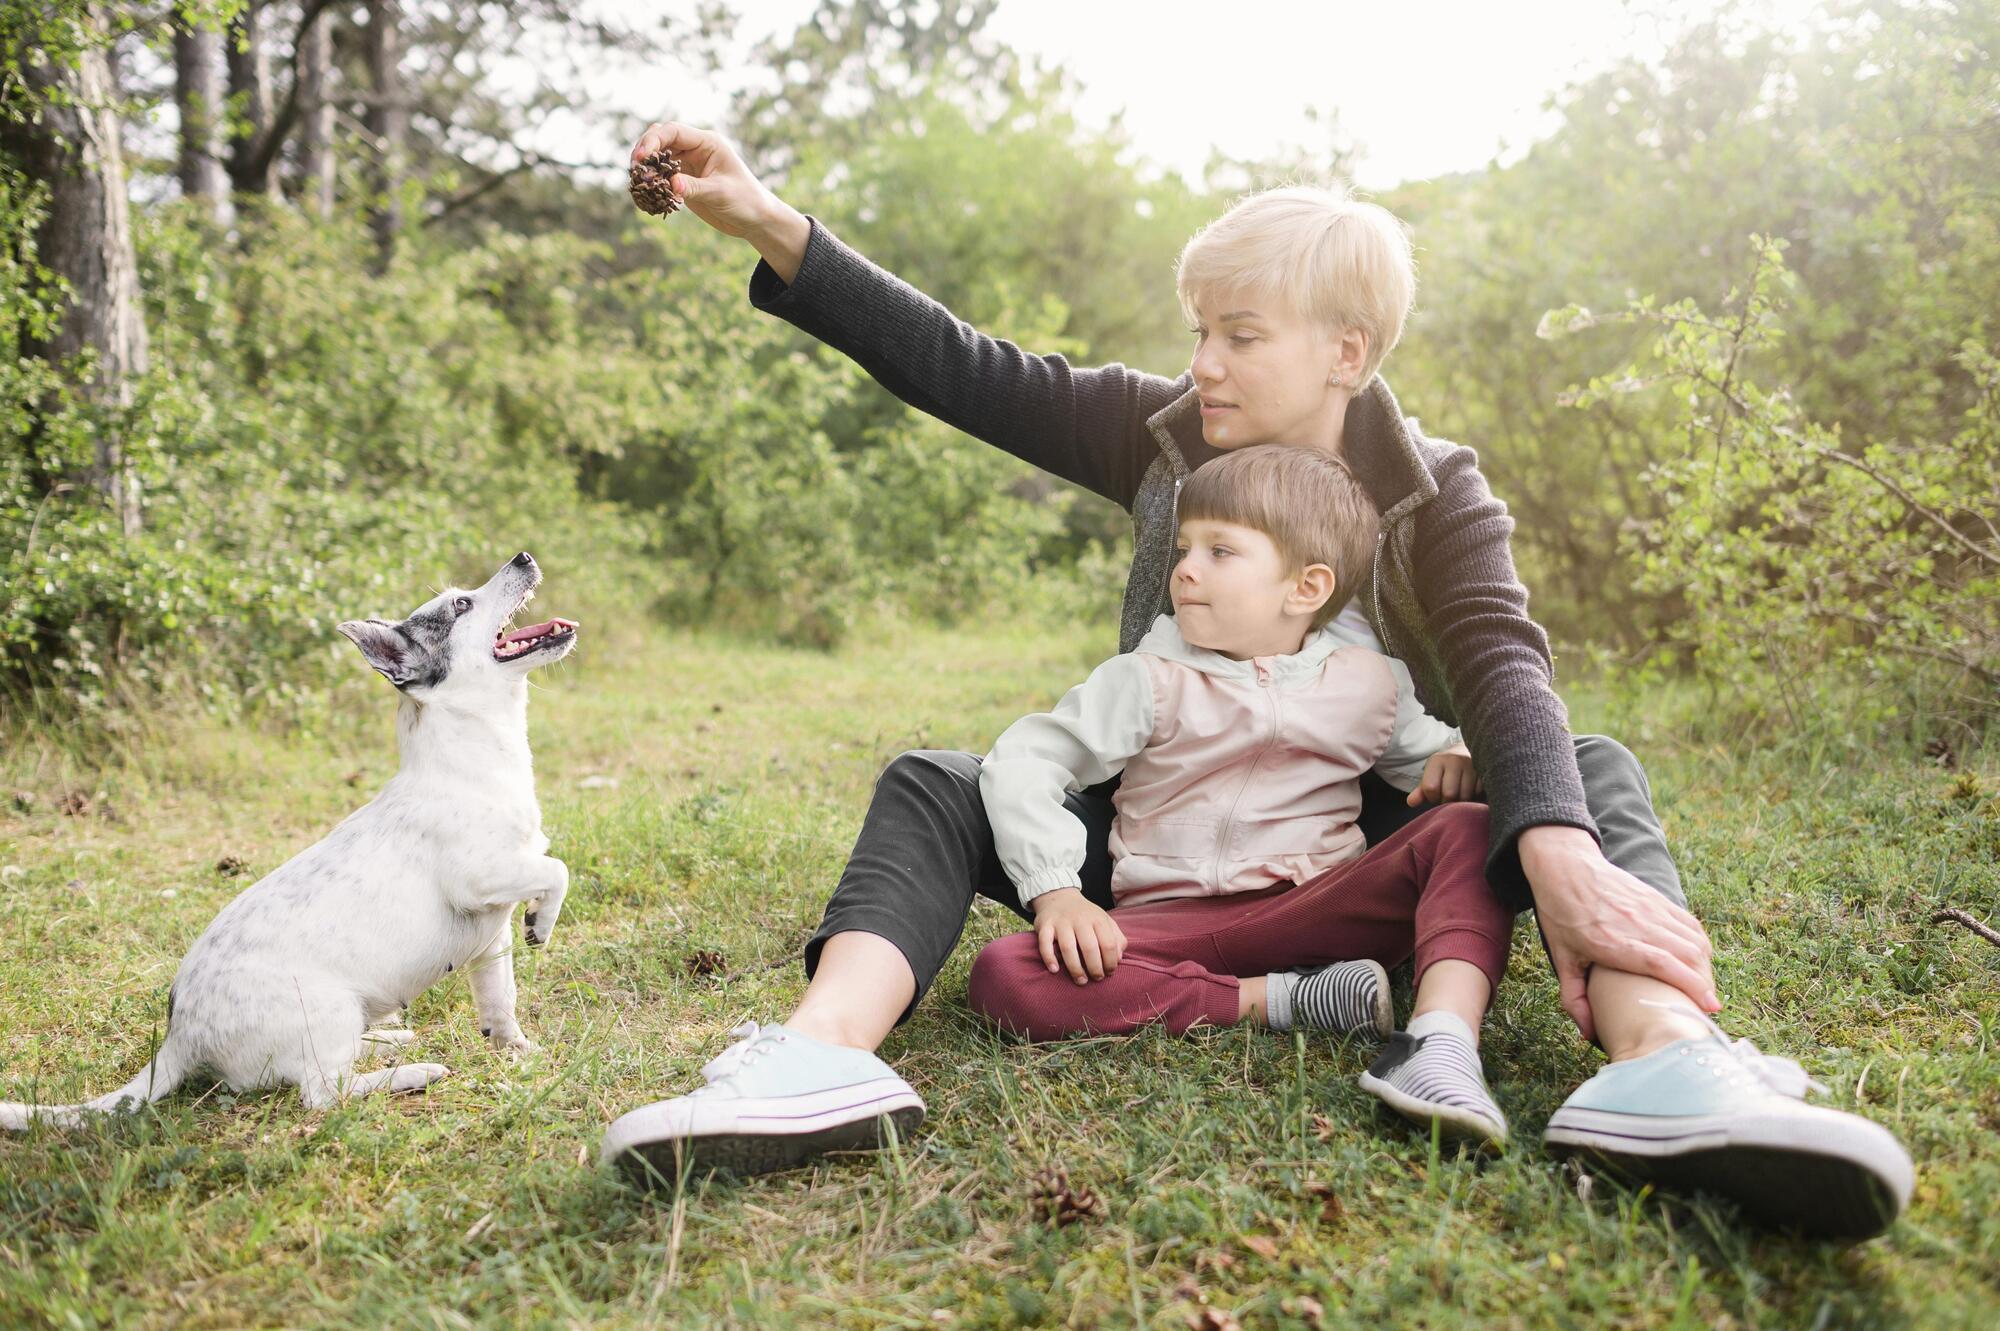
[966,801,1512,1042]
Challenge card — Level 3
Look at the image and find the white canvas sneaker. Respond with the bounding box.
[601,1022,925,1184]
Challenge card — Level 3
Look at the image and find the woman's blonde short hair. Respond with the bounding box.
[1176,184,1416,387]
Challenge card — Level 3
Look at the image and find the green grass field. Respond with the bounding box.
[1,598,1995,1329]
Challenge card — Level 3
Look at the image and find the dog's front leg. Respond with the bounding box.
[466,919,533,1054]
[466,853,569,948]
[514,854,568,948]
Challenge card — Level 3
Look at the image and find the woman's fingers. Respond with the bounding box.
[1551,945,1597,1044]
[632,120,718,167]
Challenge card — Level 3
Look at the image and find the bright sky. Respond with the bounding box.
[579,0,1829,188]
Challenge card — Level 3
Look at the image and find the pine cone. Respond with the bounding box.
[630,147,685,216]
[1027,1166,1105,1227]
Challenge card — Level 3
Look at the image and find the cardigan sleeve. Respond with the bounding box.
[979,654,1155,908]
[1410,444,1599,898]
[748,216,1185,509]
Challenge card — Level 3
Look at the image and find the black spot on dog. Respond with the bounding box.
[481,1027,491,1037]
[166,984,177,1027]
[445,962,453,973]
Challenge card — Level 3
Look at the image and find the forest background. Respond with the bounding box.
[2,0,1994,737]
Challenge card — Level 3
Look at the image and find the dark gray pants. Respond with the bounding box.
[806,734,1683,1024]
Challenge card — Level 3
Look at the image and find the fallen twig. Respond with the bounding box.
[1931,908,2000,948]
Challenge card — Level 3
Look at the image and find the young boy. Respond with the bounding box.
[967,443,1515,1147]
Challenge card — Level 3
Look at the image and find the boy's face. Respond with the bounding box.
[1186,288,1364,451]
[1172,518,1334,659]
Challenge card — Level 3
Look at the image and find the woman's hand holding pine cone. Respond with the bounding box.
[629,121,811,282]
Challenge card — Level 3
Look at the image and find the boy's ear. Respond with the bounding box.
[1290,563,1337,618]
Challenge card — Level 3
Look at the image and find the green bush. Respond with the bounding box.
[1546,237,1999,728]
[2,199,651,723]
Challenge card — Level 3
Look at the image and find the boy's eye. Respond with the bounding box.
[1229,334,1256,347]
[1211,546,1232,558]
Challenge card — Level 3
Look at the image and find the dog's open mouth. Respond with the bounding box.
[493,616,579,661]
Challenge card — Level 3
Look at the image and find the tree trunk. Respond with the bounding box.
[0,4,149,535]
[173,18,231,222]
[365,0,407,266]
[296,4,335,218]
[225,1,279,196]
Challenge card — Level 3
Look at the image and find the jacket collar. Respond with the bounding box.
[1134,613,1343,685]
[1144,374,1439,524]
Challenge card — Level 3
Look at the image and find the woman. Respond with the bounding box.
[598,123,1912,1240]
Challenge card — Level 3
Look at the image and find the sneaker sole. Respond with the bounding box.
[1359,1068,1507,1153]
[603,1088,926,1186]
[1544,1104,1913,1240]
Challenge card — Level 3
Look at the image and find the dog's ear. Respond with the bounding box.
[337,620,418,686]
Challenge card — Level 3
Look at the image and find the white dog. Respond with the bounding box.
[1,552,577,1127]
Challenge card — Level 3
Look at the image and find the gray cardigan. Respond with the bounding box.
[748,217,1595,901]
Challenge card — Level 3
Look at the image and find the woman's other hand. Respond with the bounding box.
[1030,888,1127,985]
[629,122,811,281]
[1520,824,1720,1043]
[1407,744,1482,806]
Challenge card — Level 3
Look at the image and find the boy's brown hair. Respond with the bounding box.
[1178,444,1380,630]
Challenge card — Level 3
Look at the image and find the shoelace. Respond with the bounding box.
[1640,998,1828,1100]
[688,1020,788,1097]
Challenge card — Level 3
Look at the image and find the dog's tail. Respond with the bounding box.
[0,1032,194,1130]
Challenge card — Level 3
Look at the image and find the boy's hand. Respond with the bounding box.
[1030,888,1126,984]
[1408,744,1482,806]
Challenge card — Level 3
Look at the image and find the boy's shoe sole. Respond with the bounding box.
[1359,1066,1507,1153]
[1543,1103,1913,1240]
[601,1079,925,1185]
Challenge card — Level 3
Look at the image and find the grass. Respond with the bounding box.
[0,592,1995,1329]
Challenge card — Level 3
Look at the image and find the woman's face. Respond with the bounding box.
[1186,288,1362,450]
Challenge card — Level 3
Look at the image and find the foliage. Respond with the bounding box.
[1389,0,2000,657]
[1546,236,1999,722]
[0,199,649,720]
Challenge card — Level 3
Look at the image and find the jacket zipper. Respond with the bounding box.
[1163,474,1185,605]
[1211,657,1282,893]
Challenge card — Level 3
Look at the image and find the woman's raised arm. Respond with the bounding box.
[629,122,1183,509]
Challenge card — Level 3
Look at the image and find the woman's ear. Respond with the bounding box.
[1338,328,1369,387]
[1290,563,1337,618]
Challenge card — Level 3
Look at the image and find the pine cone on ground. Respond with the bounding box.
[630,147,685,216]
[1027,1166,1106,1227]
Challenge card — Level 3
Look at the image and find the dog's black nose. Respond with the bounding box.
[512,551,535,568]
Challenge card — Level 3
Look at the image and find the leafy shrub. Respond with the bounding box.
[1546,236,1999,725]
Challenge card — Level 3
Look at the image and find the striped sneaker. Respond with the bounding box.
[1269,959,1393,1038]
[1359,1022,1508,1151]
[600,1022,924,1184]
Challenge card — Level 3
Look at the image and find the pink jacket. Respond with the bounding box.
[982,614,1461,907]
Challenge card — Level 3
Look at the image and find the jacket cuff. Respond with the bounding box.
[1014,866,1084,909]
[747,214,839,312]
